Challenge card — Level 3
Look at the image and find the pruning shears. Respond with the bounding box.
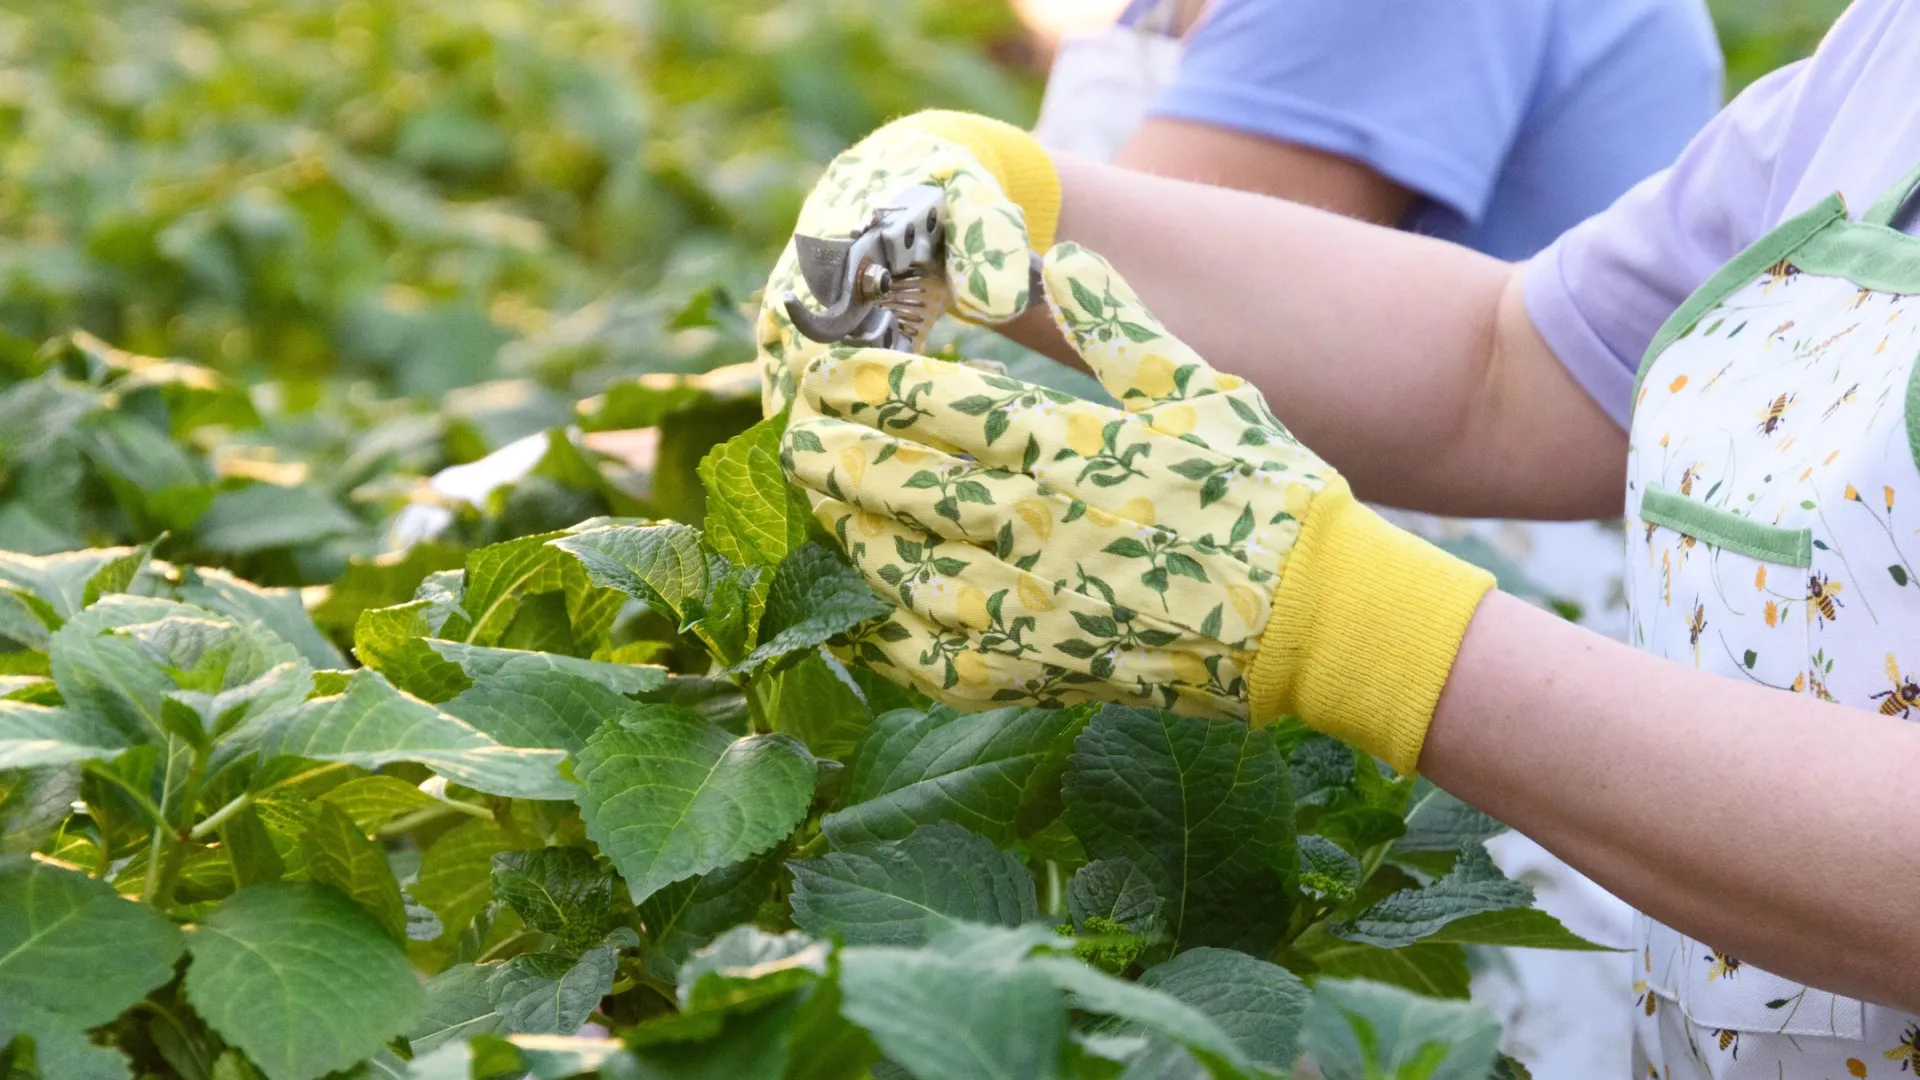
[783,183,1042,354]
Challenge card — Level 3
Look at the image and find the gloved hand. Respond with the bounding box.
[783,243,1496,775]
[757,110,1060,416]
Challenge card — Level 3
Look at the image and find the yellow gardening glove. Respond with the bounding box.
[757,111,1060,416]
[783,244,1495,776]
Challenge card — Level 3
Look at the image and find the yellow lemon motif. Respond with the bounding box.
[893,446,934,467]
[1228,584,1262,628]
[855,510,889,539]
[1016,575,1056,612]
[1148,405,1195,438]
[1130,354,1178,401]
[1013,498,1055,542]
[1065,411,1107,457]
[956,585,992,630]
[1117,495,1156,526]
[1215,373,1244,391]
[1284,482,1314,523]
[839,446,869,486]
[854,362,892,406]
[952,650,993,687]
[1084,505,1120,528]
[1170,651,1212,686]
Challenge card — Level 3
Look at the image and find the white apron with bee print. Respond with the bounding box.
[1625,167,1920,1077]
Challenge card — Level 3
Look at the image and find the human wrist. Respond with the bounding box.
[1246,478,1496,774]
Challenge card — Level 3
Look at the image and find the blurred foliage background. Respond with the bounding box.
[1709,0,1850,91]
[0,0,1849,589]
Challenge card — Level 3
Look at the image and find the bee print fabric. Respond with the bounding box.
[1624,179,1920,1078]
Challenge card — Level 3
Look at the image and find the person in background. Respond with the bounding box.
[1033,2,1724,1076]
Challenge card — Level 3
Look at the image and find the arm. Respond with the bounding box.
[1002,156,1625,522]
[1114,117,1413,225]
[1425,591,1920,1012]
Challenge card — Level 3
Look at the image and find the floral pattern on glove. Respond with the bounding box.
[757,123,1034,417]
[783,242,1340,718]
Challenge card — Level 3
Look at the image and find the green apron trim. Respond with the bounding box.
[1632,194,1848,412]
[1639,484,1812,567]
[1785,223,1920,294]
[1863,160,1920,227]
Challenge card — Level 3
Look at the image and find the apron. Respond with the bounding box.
[1624,164,1920,1078]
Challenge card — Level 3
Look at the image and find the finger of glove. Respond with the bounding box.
[787,416,1274,647]
[799,348,1313,576]
[1039,243,1321,469]
[939,163,1035,324]
[812,493,1251,713]
[856,603,1248,720]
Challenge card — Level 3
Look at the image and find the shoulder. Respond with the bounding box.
[1541,0,1722,84]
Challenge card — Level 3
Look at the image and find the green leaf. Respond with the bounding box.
[1893,564,1910,587]
[839,943,1067,1080]
[438,655,638,755]
[353,601,472,703]
[411,819,514,945]
[1030,954,1263,1078]
[311,544,468,637]
[405,963,508,1058]
[788,823,1037,946]
[1066,857,1163,937]
[0,544,158,624]
[48,598,182,747]
[1296,835,1362,903]
[486,945,619,1036]
[677,926,831,1012]
[460,531,576,646]
[822,703,1086,847]
[1298,978,1501,1080]
[302,803,408,942]
[698,417,810,569]
[756,647,874,763]
[574,705,817,903]
[186,883,423,1080]
[1397,784,1507,853]
[269,669,571,799]
[0,857,184,1080]
[1307,941,1473,999]
[426,640,665,695]
[1134,948,1308,1070]
[176,566,346,670]
[638,852,785,984]
[1062,706,1294,954]
[0,700,127,768]
[549,524,707,623]
[194,483,363,554]
[317,775,440,832]
[1329,846,1533,949]
[1423,907,1612,951]
[490,848,620,953]
[727,544,889,674]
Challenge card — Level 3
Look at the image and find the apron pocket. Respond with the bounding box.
[1640,485,1812,567]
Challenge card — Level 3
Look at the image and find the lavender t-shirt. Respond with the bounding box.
[1524,0,1920,428]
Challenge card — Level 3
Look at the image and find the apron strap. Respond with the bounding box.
[1861,161,1920,232]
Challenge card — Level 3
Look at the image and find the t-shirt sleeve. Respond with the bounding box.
[1521,61,1810,427]
[1147,0,1553,223]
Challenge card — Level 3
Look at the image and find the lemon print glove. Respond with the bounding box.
[757,110,1060,416]
[783,244,1494,776]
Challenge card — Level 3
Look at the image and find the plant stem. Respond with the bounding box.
[378,800,493,838]
[190,791,253,840]
[476,929,545,964]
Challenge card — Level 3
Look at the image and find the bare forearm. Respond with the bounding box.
[1424,591,1920,1010]
[1004,154,1624,520]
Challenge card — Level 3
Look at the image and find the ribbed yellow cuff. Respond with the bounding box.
[897,110,1061,251]
[1246,479,1495,776]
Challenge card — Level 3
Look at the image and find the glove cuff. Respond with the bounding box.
[896,110,1061,251]
[1246,479,1495,775]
